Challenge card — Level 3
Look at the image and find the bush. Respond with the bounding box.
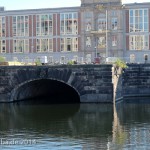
[114,58,127,69]
[67,60,74,65]
[35,59,42,66]
[0,56,6,62]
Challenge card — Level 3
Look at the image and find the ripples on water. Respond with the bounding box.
[0,101,150,149]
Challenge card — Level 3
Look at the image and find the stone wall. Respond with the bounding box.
[122,64,150,101]
[0,65,113,103]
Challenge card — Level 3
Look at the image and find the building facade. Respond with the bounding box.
[0,0,150,63]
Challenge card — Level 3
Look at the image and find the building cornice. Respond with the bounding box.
[0,7,81,16]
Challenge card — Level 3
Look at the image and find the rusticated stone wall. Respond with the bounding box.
[122,64,150,101]
[0,65,113,103]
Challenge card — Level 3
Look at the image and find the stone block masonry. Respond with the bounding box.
[122,64,150,101]
[0,65,114,103]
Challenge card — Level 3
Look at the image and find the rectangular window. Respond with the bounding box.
[0,40,6,53]
[36,14,53,36]
[85,12,92,19]
[60,12,78,35]
[36,38,53,52]
[111,10,117,16]
[112,18,118,30]
[60,37,78,52]
[12,16,29,37]
[129,35,149,50]
[0,16,6,37]
[13,39,29,53]
[98,36,106,48]
[98,19,106,31]
[129,9,148,32]
[112,35,117,47]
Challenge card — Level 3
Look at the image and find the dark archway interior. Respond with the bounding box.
[13,79,80,104]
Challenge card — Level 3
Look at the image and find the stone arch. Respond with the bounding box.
[10,78,80,103]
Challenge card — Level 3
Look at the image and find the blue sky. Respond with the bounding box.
[0,0,150,10]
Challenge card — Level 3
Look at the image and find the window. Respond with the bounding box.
[86,37,91,47]
[60,38,78,52]
[0,16,5,37]
[48,56,53,63]
[130,54,135,63]
[13,39,29,53]
[111,10,117,16]
[129,35,149,50]
[85,12,92,19]
[98,19,106,31]
[12,16,29,36]
[86,22,92,31]
[36,14,53,36]
[112,36,117,47]
[129,9,148,32]
[112,18,118,30]
[85,12,92,32]
[0,40,6,53]
[98,37,106,48]
[36,38,53,52]
[60,12,78,35]
[60,56,65,64]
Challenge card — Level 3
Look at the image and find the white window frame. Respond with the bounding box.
[13,39,29,53]
[60,12,78,35]
[36,14,53,36]
[36,38,53,53]
[129,9,148,32]
[12,15,29,37]
[129,35,149,50]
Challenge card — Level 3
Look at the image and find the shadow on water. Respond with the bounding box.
[0,103,113,139]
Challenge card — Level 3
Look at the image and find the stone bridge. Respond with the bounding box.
[0,65,113,103]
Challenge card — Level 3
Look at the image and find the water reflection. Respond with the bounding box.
[110,102,150,150]
[0,103,113,150]
[0,101,150,149]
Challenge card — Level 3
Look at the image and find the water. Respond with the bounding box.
[0,102,150,149]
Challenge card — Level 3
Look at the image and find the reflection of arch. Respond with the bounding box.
[10,78,80,103]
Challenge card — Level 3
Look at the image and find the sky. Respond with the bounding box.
[0,0,150,10]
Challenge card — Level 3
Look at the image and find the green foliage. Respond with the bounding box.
[0,56,6,62]
[114,58,127,69]
[67,60,74,65]
[35,59,42,66]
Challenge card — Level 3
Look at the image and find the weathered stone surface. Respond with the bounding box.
[115,64,150,102]
[0,65,113,103]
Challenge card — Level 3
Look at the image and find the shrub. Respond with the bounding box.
[35,59,42,66]
[0,56,6,62]
[114,58,127,69]
[67,60,74,65]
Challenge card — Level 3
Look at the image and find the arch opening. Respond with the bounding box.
[12,79,80,104]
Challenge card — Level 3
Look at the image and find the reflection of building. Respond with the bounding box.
[0,0,150,63]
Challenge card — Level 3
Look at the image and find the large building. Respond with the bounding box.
[0,0,150,63]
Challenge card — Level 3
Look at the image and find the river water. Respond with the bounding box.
[0,102,150,150]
